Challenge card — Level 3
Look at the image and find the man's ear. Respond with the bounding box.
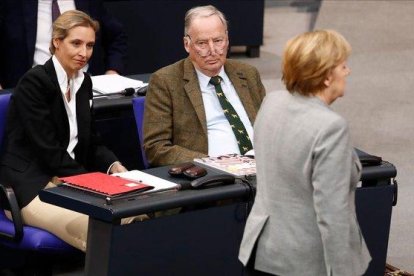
[183,37,190,54]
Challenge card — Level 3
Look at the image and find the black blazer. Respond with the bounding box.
[0,0,127,89]
[0,58,118,207]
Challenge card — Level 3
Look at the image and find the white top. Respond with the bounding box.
[34,1,88,71]
[52,55,84,159]
[196,67,253,157]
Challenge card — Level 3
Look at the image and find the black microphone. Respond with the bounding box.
[123,87,135,96]
[136,85,148,96]
[93,87,136,98]
[176,182,193,190]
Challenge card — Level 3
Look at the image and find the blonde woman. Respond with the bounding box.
[0,10,126,252]
[239,30,371,275]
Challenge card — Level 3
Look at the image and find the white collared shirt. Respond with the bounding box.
[52,55,84,159]
[196,67,253,157]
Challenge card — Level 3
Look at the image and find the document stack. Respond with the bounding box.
[91,74,147,97]
[193,154,256,177]
[60,172,153,198]
[113,170,179,194]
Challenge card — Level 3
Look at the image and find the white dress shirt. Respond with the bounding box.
[52,56,119,173]
[196,67,254,157]
[52,55,84,159]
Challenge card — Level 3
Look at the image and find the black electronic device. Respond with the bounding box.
[359,154,382,167]
[168,162,195,176]
[123,87,136,96]
[355,148,383,166]
[168,162,207,179]
[136,85,148,96]
[183,166,207,179]
[93,87,135,98]
[190,174,235,189]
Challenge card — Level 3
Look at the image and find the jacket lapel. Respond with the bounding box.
[225,62,257,124]
[43,58,70,144]
[44,58,61,95]
[75,77,91,158]
[183,58,207,136]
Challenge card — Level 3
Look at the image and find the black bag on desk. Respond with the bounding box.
[360,155,382,166]
[356,149,382,166]
[355,148,397,188]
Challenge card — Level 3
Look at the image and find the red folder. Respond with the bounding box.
[60,172,153,197]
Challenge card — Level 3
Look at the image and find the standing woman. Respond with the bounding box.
[239,30,371,275]
[0,10,126,252]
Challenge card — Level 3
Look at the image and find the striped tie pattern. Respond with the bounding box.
[209,76,252,154]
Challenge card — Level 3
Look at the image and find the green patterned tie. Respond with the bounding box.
[209,76,252,154]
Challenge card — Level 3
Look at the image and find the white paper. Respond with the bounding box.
[113,170,179,193]
[91,74,144,94]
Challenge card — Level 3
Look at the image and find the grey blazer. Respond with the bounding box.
[239,90,371,276]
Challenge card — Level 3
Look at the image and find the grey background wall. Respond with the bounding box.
[315,1,414,271]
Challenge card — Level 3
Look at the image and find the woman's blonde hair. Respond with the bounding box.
[49,10,99,54]
[282,29,351,95]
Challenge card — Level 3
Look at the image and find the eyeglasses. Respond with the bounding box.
[186,35,227,57]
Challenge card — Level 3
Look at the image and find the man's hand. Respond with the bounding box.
[109,161,127,174]
[105,70,118,75]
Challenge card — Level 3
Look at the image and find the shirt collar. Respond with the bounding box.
[195,66,227,90]
[52,55,84,94]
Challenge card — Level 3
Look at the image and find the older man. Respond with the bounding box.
[143,5,266,166]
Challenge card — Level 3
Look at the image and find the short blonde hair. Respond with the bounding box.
[282,29,351,95]
[184,5,227,35]
[49,10,99,54]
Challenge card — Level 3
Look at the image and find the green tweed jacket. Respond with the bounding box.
[143,57,266,166]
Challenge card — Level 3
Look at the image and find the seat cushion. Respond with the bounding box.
[0,211,78,253]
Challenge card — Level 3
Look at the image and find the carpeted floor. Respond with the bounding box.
[313,1,414,272]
